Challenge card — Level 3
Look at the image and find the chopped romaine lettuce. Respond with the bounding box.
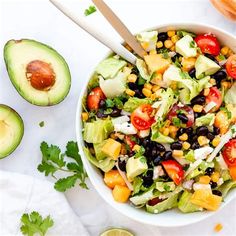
[99,68,131,98]
[136,58,151,81]
[83,119,114,143]
[130,187,155,206]
[199,160,214,172]
[155,88,176,119]
[185,150,195,162]
[95,57,127,79]
[176,30,196,38]
[156,182,175,192]
[146,191,180,214]
[178,191,202,213]
[221,170,232,182]
[218,180,236,198]
[93,141,107,160]
[123,97,152,113]
[224,82,236,105]
[195,113,215,127]
[83,147,115,172]
[151,130,174,143]
[136,31,158,52]
[132,177,143,195]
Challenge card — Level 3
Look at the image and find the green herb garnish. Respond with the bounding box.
[20,211,54,236]
[220,107,232,119]
[84,5,96,16]
[39,121,44,127]
[189,40,196,48]
[38,141,88,192]
[172,117,182,127]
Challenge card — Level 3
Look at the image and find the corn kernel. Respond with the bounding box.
[182,141,191,150]
[171,35,179,44]
[152,85,160,92]
[211,172,220,183]
[179,133,188,141]
[169,125,178,138]
[125,89,135,96]
[142,88,152,97]
[133,144,141,152]
[214,223,223,232]
[198,136,209,146]
[162,127,170,136]
[172,150,184,158]
[221,81,231,89]
[144,83,152,90]
[156,41,163,48]
[210,78,216,85]
[164,40,174,49]
[221,46,229,56]
[127,74,137,83]
[212,136,220,147]
[167,30,175,37]
[149,49,157,55]
[203,88,210,96]
[193,104,203,113]
[150,93,157,100]
[170,45,175,51]
[170,81,177,90]
[199,175,211,184]
[151,73,162,84]
[165,120,171,127]
[81,112,89,121]
[141,42,149,50]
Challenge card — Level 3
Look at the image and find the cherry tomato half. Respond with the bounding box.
[167,104,194,128]
[222,139,236,167]
[162,160,184,185]
[205,87,222,112]
[87,87,106,110]
[131,104,155,130]
[195,34,220,56]
[226,55,236,79]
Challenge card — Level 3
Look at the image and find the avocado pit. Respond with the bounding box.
[26,60,56,91]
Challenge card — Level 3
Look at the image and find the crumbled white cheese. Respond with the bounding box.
[194,147,213,160]
[204,101,217,113]
[217,178,224,186]
[112,115,130,125]
[153,165,165,180]
[183,180,194,190]
[138,129,150,138]
[193,183,211,191]
[114,122,137,135]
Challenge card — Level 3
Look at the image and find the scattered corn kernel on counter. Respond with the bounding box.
[81,29,236,214]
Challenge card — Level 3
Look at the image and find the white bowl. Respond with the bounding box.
[76,23,236,227]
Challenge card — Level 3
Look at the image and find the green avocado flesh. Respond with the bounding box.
[0,104,24,158]
[4,39,71,106]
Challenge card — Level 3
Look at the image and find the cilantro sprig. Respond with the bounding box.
[84,5,96,16]
[37,141,88,192]
[20,211,54,236]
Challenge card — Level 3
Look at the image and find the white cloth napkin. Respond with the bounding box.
[0,170,89,236]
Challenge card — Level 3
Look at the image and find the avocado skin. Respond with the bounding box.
[4,39,71,106]
[0,104,24,159]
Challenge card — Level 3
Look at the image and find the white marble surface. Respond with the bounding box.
[0,0,236,235]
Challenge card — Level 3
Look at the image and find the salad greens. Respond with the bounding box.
[38,141,88,191]
[84,5,97,16]
[81,29,236,214]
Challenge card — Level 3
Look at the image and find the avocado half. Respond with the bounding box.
[0,104,24,159]
[4,39,71,106]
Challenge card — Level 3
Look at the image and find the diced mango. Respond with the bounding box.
[144,54,171,74]
[214,110,230,134]
[112,185,131,203]
[190,189,222,211]
[104,170,126,189]
[199,175,211,184]
[101,138,121,160]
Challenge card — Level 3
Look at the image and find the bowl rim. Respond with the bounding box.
[76,22,236,227]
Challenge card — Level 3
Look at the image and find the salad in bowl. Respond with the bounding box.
[79,26,236,216]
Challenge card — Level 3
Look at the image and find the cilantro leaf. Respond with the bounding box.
[20,211,54,236]
[38,141,88,191]
[39,121,44,127]
[84,5,96,16]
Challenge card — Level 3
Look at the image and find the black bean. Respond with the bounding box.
[191,142,200,150]
[196,126,208,136]
[194,112,201,119]
[118,159,126,171]
[99,99,106,109]
[96,110,108,118]
[128,82,138,90]
[191,95,206,105]
[189,68,196,78]
[177,113,188,123]
[170,141,182,150]
[158,32,168,42]
[207,132,215,141]
[153,155,162,166]
[213,127,220,135]
[212,70,227,82]
[155,143,166,152]
[142,138,151,147]
[110,108,121,117]
[210,181,217,189]
[142,170,154,187]
[205,167,215,176]
[163,151,172,160]
[212,190,222,196]
[134,89,145,98]
[185,127,193,134]
[151,146,159,157]
[177,128,186,136]
[205,54,219,64]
